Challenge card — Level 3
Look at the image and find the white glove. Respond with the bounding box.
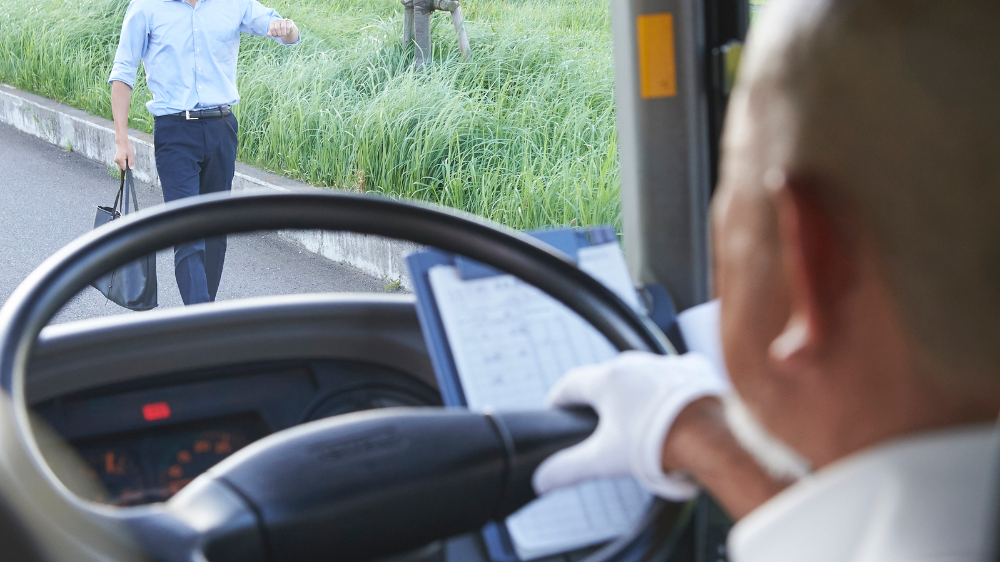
[532,351,728,500]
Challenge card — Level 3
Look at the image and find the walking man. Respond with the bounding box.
[108,0,300,305]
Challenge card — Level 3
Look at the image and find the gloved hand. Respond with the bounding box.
[532,351,729,500]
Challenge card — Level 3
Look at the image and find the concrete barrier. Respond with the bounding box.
[0,83,418,289]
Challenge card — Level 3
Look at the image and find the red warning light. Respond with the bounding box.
[142,402,171,422]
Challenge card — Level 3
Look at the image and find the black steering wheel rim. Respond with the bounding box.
[0,191,685,562]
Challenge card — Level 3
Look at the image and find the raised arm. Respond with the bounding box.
[267,18,299,45]
[241,0,300,45]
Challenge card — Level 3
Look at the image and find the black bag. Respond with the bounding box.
[91,169,158,311]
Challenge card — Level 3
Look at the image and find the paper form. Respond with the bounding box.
[576,243,646,313]
[427,243,651,560]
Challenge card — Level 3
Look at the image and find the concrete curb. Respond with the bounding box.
[0,84,418,289]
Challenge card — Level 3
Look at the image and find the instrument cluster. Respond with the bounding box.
[33,359,440,506]
[75,414,266,506]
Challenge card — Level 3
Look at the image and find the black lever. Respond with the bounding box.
[182,407,596,562]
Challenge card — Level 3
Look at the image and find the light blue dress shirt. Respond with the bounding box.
[108,0,300,116]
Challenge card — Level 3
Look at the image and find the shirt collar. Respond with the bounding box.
[728,423,1000,562]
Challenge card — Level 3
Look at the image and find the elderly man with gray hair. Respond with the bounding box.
[532,0,1000,560]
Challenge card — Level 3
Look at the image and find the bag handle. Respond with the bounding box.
[119,169,141,216]
[112,171,125,215]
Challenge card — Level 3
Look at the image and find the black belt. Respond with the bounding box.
[168,105,231,120]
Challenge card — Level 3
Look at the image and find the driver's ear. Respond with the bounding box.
[767,174,855,367]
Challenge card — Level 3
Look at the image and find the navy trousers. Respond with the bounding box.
[153,112,238,305]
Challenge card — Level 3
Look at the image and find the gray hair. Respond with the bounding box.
[729,0,1000,383]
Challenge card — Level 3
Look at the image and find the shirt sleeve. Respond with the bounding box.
[240,0,301,45]
[108,0,149,87]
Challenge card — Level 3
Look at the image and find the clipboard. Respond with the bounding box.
[405,226,671,562]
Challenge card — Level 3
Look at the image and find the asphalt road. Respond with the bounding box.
[0,122,386,325]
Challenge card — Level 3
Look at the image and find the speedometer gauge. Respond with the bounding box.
[74,414,268,506]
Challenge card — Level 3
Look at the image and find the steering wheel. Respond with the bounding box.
[0,191,692,562]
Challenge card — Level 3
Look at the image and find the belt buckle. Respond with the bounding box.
[185,110,198,120]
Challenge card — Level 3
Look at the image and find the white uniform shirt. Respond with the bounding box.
[729,424,999,562]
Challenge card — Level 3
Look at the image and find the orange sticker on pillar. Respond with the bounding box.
[637,13,678,99]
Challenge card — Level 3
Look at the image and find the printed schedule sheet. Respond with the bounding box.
[427,243,651,560]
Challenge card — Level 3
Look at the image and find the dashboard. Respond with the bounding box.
[32,358,441,506]
[17,294,720,562]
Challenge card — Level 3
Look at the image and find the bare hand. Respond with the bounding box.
[267,18,298,44]
[114,140,135,171]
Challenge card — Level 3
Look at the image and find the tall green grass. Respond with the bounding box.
[0,0,620,231]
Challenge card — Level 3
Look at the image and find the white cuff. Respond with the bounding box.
[630,376,727,500]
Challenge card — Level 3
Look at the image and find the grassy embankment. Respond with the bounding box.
[0,0,620,231]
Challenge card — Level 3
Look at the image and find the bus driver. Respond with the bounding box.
[534,0,1000,560]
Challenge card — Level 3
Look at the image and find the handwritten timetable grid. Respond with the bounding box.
[427,242,651,561]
